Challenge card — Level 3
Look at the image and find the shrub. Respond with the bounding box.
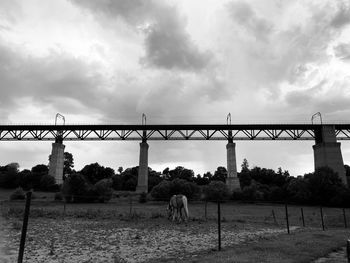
[150,179,200,200]
[54,192,63,201]
[94,179,113,202]
[61,173,92,202]
[39,174,57,191]
[139,192,147,203]
[10,187,25,200]
[150,180,172,199]
[203,181,229,201]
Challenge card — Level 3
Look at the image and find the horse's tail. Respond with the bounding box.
[182,196,189,219]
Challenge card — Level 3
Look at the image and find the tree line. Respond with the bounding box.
[1,153,350,206]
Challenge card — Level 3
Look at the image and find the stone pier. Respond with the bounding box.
[226,141,241,192]
[313,125,347,186]
[49,140,65,185]
[136,141,149,193]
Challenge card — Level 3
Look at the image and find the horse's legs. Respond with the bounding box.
[179,208,183,222]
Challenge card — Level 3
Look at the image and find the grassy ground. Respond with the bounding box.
[1,189,350,262]
[155,229,349,263]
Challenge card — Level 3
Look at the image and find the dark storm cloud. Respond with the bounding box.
[70,0,211,71]
[330,1,350,28]
[334,43,350,60]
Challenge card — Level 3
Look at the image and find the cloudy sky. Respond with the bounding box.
[1,0,350,176]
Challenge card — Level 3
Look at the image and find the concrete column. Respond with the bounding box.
[313,125,347,186]
[136,141,149,193]
[226,141,241,191]
[49,142,65,185]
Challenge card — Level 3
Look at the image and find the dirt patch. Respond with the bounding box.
[2,217,298,263]
[0,216,18,263]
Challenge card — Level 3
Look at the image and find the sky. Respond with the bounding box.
[0,0,350,176]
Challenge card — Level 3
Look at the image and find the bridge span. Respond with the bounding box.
[0,123,350,141]
[0,123,348,191]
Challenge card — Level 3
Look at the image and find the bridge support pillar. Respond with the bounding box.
[226,141,241,192]
[136,141,149,193]
[313,125,347,186]
[49,141,65,185]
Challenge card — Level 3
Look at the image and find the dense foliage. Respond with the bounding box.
[1,153,350,207]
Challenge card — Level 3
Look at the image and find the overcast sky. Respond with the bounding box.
[0,0,350,176]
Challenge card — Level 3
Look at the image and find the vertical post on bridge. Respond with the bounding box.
[136,113,149,193]
[49,113,66,185]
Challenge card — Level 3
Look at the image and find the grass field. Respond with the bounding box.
[1,190,350,262]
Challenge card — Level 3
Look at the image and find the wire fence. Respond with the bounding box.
[1,192,350,262]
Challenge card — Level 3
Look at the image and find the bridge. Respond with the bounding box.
[0,124,350,141]
[1,123,348,191]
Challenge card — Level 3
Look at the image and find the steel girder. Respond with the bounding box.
[0,124,349,141]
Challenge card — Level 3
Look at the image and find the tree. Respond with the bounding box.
[80,163,115,185]
[305,167,344,205]
[94,179,113,202]
[241,158,250,173]
[168,166,195,182]
[239,159,251,187]
[29,164,49,189]
[212,166,227,182]
[62,173,95,202]
[0,163,21,189]
[63,152,74,175]
[117,166,123,174]
[203,181,229,201]
[40,174,57,191]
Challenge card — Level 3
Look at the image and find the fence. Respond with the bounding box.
[1,192,350,262]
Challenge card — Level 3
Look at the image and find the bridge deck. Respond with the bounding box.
[0,124,349,141]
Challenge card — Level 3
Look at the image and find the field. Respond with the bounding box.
[1,191,350,262]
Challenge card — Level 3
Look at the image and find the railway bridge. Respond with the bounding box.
[0,123,349,191]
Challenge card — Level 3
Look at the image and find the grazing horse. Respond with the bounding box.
[167,194,189,222]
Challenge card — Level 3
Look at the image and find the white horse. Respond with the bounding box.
[167,194,189,222]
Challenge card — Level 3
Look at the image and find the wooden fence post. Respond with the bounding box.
[217,201,221,251]
[320,206,325,231]
[18,191,32,263]
[285,203,290,234]
[301,207,305,227]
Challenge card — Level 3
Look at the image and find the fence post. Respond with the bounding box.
[18,191,32,263]
[320,206,325,231]
[129,195,133,216]
[272,209,277,225]
[301,207,305,227]
[347,239,350,263]
[217,201,221,251]
[285,203,290,234]
[343,208,347,229]
[205,201,207,220]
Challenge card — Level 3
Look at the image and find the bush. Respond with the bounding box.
[61,173,92,202]
[10,187,25,200]
[150,179,200,200]
[94,179,113,202]
[203,181,229,201]
[139,192,147,203]
[54,192,63,201]
[150,180,172,199]
[39,174,57,191]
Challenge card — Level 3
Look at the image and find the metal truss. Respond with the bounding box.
[0,124,349,141]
